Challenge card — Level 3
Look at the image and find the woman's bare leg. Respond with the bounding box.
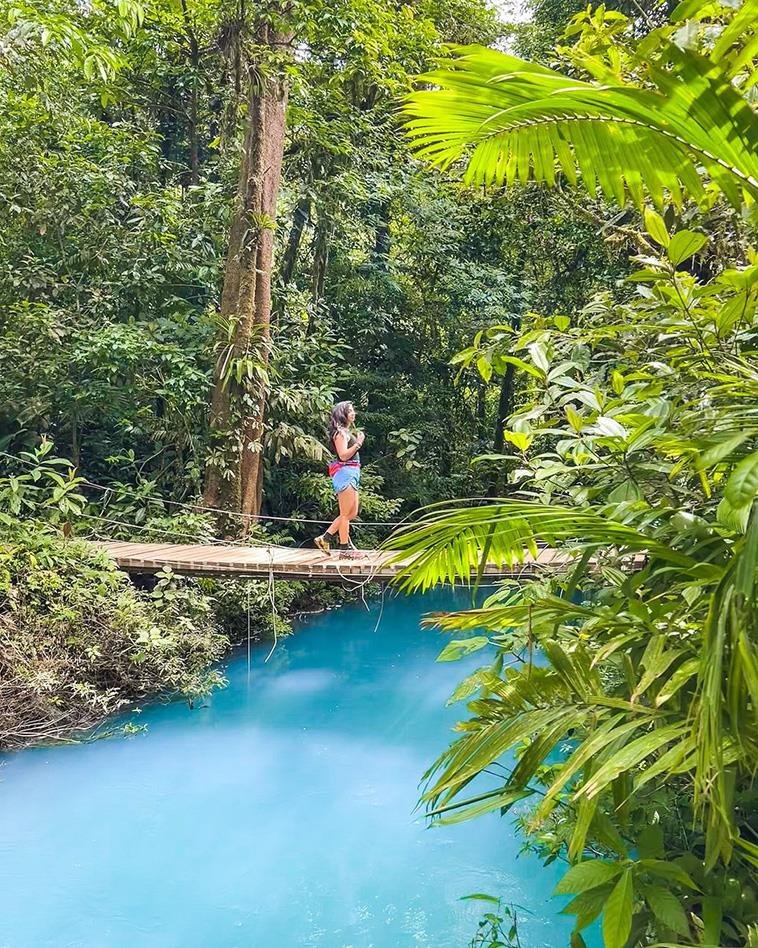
[337,488,355,544]
[342,490,364,552]
[348,492,360,544]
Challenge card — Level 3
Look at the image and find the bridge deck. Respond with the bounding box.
[96,541,570,583]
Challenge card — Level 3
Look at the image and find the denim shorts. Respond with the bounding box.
[331,466,360,494]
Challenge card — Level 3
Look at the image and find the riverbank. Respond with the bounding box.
[0,522,350,751]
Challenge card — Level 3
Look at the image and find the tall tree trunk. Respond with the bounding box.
[188,82,199,185]
[372,199,390,270]
[181,0,200,186]
[492,362,516,456]
[477,382,487,440]
[280,194,311,285]
[70,414,80,469]
[204,20,291,531]
[489,314,521,497]
[487,361,517,498]
[306,215,330,332]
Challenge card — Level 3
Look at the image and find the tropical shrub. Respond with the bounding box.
[0,522,227,750]
[395,2,758,944]
[390,222,758,946]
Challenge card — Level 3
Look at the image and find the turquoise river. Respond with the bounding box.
[0,589,600,947]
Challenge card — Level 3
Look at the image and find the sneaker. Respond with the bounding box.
[338,547,368,560]
[314,534,332,554]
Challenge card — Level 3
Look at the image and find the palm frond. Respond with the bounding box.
[386,499,692,591]
[406,500,757,873]
[403,44,758,208]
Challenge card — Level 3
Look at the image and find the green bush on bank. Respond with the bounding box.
[0,523,228,750]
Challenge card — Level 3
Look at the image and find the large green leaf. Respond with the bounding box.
[725,451,758,507]
[667,230,708,265]
[643,208,670,247]
[581,723,686,798]
[554,860,624,895]
[644,885,690,937]
[429,786,532,824]
[638,859,698,890]
[603,869,634,948]
[696,432,751,470]
[436,636,490,662]
[423,704,581,803]
[561,885,613,931]
[403,44,758,208]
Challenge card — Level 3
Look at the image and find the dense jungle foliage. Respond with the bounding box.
[391,0,758,945]
[0,0,756,945]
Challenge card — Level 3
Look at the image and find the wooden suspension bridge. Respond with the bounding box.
[96,541,575,583]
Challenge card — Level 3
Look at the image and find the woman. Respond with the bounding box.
[314,401,365,557]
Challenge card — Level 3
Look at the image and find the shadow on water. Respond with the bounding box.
[0,588,600,948]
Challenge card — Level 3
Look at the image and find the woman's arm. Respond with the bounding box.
[334,430,363,461]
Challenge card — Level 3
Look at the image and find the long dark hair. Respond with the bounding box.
[328,401,353,447]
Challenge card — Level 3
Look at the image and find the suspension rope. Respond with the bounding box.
[74,510,291,551]
[333,551,387,594]
[372,582,389,635]
[246,581,252,674]
[0,450,404,529]
[76,511,233,546]
[264,546,278,663]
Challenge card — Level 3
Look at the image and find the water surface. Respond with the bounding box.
[0,590,595,947]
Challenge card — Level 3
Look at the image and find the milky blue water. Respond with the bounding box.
[0,590,597,948]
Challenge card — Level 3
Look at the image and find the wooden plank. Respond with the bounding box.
[182,547,269,569]
[149,544,224,562]
[105,542,172,555]
[182,547,258,564]
[99,543,151,558]
[103,542,176,558]
[164,548,227,565]
[122,543,191,559]
[91,539,628,584]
